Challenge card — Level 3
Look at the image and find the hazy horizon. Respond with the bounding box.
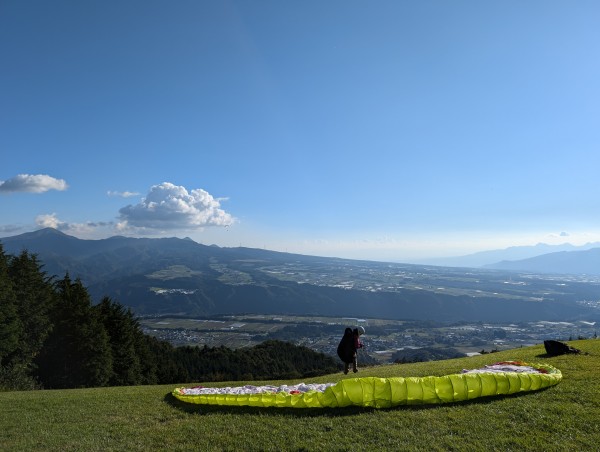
[4,226,600,267]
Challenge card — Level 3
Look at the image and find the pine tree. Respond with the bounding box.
[95,297,142,386]
[35,275,113,388]
[0,245,21,365]
[145,335,188,384]
[7,251,53,368]
[133,332,159,385]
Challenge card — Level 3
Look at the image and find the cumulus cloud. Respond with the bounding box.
[35,213,114,236]
[35,213,70,231]
[118,182,234,231]
[0,174,68,193]
[107,190,140,198]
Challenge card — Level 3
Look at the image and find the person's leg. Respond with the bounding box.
[352,352,358,373]
[344,361,349,374]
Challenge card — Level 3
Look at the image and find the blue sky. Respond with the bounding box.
[2,1,600,262]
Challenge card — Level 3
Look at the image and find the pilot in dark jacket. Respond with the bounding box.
[337,326,364,374]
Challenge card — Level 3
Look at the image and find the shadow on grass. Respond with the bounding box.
[535,352,590,358]
[163,386,555,418]
[164,392,366,417]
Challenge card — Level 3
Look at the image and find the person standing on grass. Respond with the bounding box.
[337,326,365,374]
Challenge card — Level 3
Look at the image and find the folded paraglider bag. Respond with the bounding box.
[544,340,580,356]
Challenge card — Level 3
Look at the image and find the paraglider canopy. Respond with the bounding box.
[173,361,562,409]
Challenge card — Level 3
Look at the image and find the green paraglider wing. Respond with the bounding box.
[172,361,561,409]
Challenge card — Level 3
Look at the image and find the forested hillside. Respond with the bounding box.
[0,245,337,391]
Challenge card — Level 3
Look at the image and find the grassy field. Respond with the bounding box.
[1,339,598,451]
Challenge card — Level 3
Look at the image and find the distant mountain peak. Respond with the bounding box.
[31,227,69,236]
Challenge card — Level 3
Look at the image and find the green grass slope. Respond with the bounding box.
[1,339,598,451]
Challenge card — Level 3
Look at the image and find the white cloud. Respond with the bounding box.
[547,231,572,240]
[0,174,68,193]
[107,190,140,198]
[35,213,114,236]
[118,182,234,231]
[35,213,69,230]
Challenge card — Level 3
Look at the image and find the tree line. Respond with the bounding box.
[0,246,337,391]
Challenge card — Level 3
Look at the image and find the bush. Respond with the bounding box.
[0,364,40,391]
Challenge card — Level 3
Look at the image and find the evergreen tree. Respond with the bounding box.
[0,246,21,364]
[143,335,188,384]
[133,331,159,385]
[2,246,339,390]
[172,340,338,383]
[0,245,34,390]
[95,297,142,386]
[7,251,53,368]
[35,275,113,388]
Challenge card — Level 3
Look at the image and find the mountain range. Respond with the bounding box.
[414,242,600,271]
[484,247,600,274]
[1,228,599,323]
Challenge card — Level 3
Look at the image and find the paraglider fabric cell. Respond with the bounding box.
[172,361,562,409]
